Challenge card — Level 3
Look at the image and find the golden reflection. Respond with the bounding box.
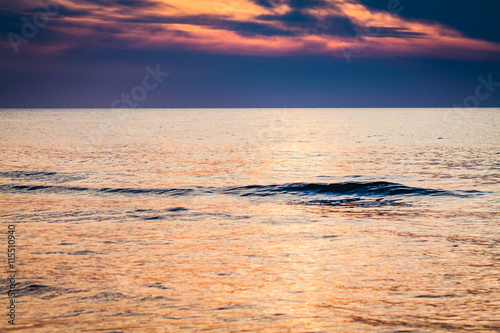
[1,109,499,331]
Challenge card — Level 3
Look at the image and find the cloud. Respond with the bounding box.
[358,0,500,43]
[50,5,92,18]
[259,11,358,37]
[72,0,163,7]
[1,0,499,60]
[249,0,278,8]
[0,10,24,35]
[369,27,426,38]
[224,21,298,37]
[249,0,329,10]
[119,13,298,37]
[288,0,329,10]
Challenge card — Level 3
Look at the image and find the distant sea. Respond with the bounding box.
[1,108,499,332]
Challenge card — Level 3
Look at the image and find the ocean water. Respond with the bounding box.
[0,108,499,332]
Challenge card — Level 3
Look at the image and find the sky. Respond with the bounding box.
[1,0,500,108]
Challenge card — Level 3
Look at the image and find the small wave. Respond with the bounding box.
[0,170,87,183]
[0,184,194,196]
[0,171,57,177]
[225,181,450,197]
[302,198,406,207]
[0,181,463,208]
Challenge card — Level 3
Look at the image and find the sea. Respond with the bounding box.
[0,108,499,332]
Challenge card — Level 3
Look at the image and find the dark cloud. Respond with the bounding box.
[116,0,149,7]
[5,4,92,19]
[249,0,279,8]
[253,0,353,37]
[72,0,163,8]
[250,0,329,10]
[120,12,359,38]
[259,11,358,37]
[0,11,24,36]
[69,0,119,6]
[259,10,313,25]
[120,14,298,37]
[313,16,358,36]
[52,5,92,18]
[288,0,328,10]
[120,14,222,25]
[358,0,500,43]
[369,27,426,38]
[223,21,297,37]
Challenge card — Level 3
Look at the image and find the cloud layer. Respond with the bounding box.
[2,0,500,60]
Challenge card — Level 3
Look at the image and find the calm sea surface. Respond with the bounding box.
[0,108,499,332]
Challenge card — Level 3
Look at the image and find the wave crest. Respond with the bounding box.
[226,181,449,197]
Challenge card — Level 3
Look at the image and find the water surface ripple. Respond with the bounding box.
[1,108,499,332]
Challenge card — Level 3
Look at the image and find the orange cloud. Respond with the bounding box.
[3,0,500,60]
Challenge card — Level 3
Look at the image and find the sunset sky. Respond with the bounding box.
[1,0,500,107]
